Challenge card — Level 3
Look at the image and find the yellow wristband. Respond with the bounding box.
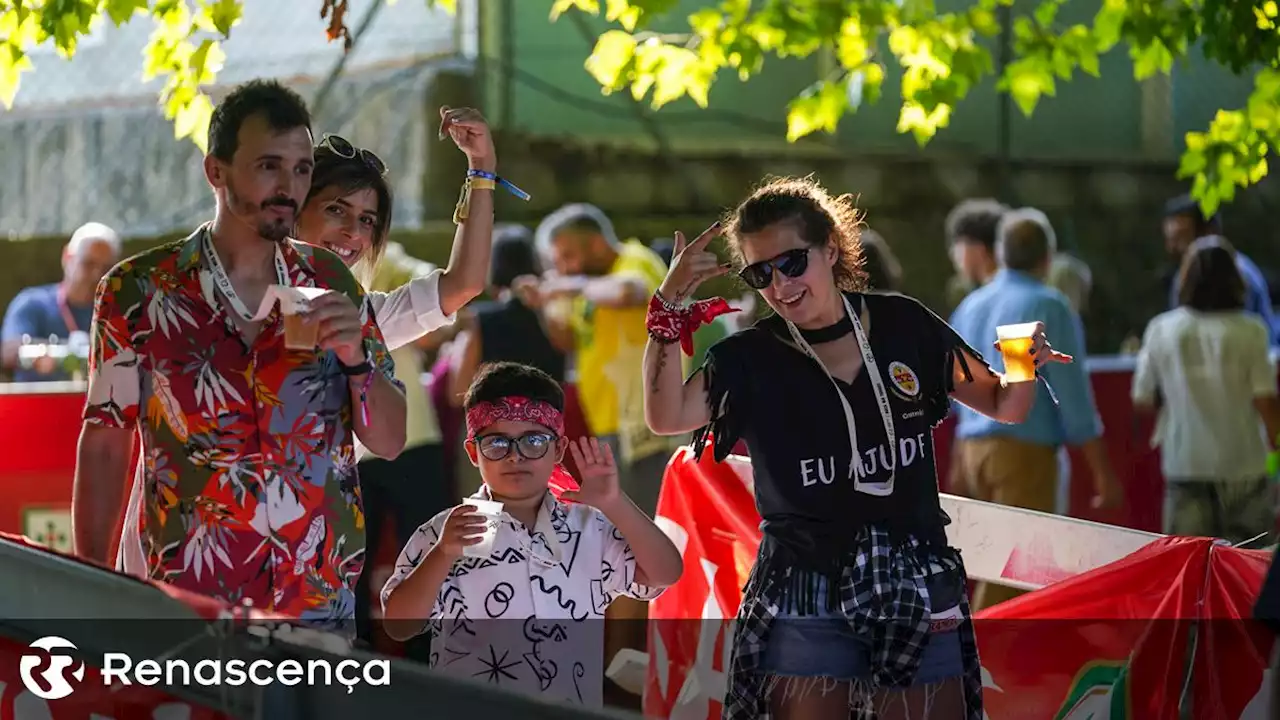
[454,177,499,224]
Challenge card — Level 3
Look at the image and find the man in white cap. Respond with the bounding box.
[1,222,122,382]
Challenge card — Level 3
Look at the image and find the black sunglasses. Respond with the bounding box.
[317,134,387,176]
[473,432,557,462]
[738,247,811,290]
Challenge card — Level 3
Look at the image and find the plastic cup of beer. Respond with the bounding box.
[462,499,505,559]
[282,310,319,351]
[996,322,1039,383]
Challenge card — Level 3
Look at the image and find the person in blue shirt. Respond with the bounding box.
[0,222,122,382]
[1162,194,1278,345]
[949,207,1122,612]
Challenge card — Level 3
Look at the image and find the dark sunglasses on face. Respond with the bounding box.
[317,134,388,176]
[738,247,811,290]
[474,431,557,461]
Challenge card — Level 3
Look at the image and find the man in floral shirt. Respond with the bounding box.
[72,80,407,632]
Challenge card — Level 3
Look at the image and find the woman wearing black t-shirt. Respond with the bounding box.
[643,177,1070,720]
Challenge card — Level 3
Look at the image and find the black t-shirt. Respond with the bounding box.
[475,297,567,383]
[692,292,988,557]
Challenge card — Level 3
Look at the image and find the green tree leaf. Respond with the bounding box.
[584,30,638,92]
[104,0,149,26]
[787,78,849,142]
[555,0,1280,218]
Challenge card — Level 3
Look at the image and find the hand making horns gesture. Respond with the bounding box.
[658,221,731,302]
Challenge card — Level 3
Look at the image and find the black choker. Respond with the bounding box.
[798,315,853,344]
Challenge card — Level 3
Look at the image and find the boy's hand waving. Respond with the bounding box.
[562,437,622,510]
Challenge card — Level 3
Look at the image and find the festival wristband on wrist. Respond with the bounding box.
[466,169,530,201]
[646,292,741,357]
[453,170,530,224]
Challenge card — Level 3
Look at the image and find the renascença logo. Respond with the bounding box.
[19,636,85,700]
[17,635,391,698]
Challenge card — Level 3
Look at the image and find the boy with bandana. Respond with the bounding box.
[381,361,682,705]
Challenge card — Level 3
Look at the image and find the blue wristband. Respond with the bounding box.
[467,169,531,201]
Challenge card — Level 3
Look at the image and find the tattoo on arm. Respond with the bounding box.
[651,346,668,394]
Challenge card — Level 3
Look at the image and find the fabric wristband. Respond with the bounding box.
[646,291,739,356]
[467,168,531,201]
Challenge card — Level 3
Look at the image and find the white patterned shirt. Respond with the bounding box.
[381,486,665,706]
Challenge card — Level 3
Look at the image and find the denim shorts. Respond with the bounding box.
[758,569,967,683]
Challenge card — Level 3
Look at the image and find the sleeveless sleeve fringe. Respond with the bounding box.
[689,338,748,463]
[914,299,997,429]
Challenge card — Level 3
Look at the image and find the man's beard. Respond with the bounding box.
[226,180,295,243]
[258,216,292,243]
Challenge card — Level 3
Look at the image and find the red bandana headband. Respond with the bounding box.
[465,395,580,501]
[465,396,566,439]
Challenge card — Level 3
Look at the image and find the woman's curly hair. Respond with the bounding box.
[721,175,867,292]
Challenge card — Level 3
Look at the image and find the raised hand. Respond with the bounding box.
[439,106,496,173]
[561,437,622,510]
[658,222,731,302]
[304,291,365,367]
[992,321,1074,369]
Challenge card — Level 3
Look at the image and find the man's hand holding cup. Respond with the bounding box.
[300,291,366,366]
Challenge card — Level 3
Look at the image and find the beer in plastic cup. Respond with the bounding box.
[282,312,319,351]
[996,322,1039,383]
[463,499,505,559]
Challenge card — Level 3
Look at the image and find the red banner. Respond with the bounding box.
[645,449,1274,719]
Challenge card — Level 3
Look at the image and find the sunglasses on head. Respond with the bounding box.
[738,247,811,290]
[317,134,387,177]
[473,431,557,462]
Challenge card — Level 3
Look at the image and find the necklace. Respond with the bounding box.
[797,314,853,344]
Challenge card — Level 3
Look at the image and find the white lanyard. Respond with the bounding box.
[201,228,289,322]
[785,294,896,497]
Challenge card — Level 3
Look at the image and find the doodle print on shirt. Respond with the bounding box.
[452,545,527,577]
[485,582,516,618]
[381,486,666,708]
[522,617,568,691]
[476,645,522,684]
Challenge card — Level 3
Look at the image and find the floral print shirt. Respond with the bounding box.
[84,226,401,630]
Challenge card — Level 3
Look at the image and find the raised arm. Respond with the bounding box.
[643,224,728,436]
[435,106,497,318]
